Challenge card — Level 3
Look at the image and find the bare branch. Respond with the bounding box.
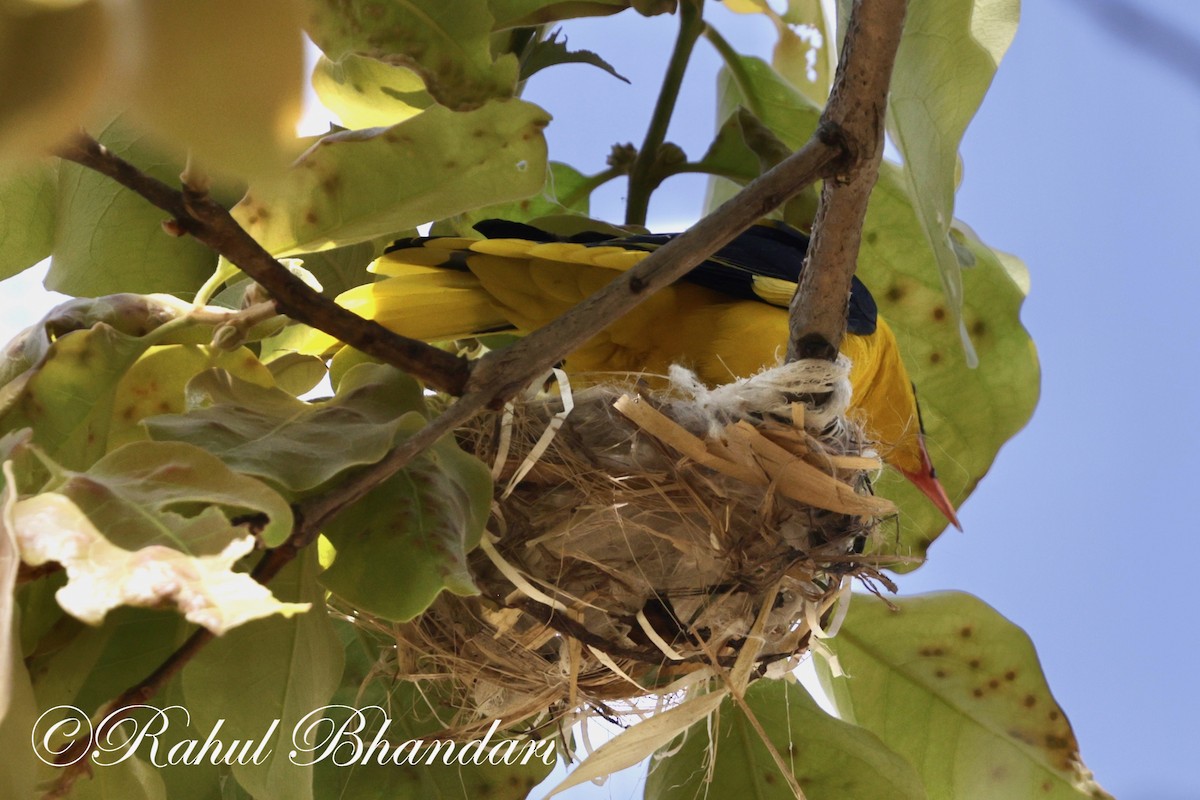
[788,0,909,360]
[54,134,472,395]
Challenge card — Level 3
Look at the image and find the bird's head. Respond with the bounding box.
[841,319,962,531]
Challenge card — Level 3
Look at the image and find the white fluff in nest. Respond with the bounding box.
[666,357,852,437]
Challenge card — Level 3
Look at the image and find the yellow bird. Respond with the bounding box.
[338,219,960,529]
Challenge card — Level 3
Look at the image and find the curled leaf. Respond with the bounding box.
[520,30,629,83]
[312,54,433,129]
[144,364,426,494]
[57,440,295,549]
[11,494,307,634]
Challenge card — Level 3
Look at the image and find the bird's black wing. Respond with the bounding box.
[464,219,879,335]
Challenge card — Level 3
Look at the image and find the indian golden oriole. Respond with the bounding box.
[334,219,960,529]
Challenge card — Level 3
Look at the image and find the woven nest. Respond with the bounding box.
[349,359,896,737]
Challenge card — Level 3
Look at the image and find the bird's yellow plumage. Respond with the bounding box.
[330,221,959,527]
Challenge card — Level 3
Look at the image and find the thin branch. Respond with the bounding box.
[54,134,472,396]
[788,0,909,360]
[625,0,705,226]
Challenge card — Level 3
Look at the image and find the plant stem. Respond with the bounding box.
[625,0,705,227]
[703,24,766,119]
[560,165,622,211]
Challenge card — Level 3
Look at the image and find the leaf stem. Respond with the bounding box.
[703,24,766,119]
[560,165,622,210]
[625,0,705,226]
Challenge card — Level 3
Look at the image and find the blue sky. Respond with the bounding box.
[2,2,1194,797]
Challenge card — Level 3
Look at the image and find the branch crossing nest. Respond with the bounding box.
[356,358,896,737]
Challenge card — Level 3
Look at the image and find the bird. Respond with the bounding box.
[331,218,961,529]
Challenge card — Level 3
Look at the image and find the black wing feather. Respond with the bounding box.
[392,219,880,335]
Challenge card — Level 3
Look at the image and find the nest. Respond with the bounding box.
[348,359,896,738]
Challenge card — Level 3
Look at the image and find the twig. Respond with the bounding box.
[625,0,705,226]
[54,134,471,396]
[788,0,910,360]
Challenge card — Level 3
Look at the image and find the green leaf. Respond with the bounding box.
[57,440,294,550]
[488,0,629,29]
[857,170,1038,561]
[0,299,249,467]
[305,0,518,110]
[107,344,277,451]
[721,0,835,107]
[266,352,329,397]
[122,0,305,180]
[233,100,550,257]
[704,55,822,214]
[0,159,56,280]
[0,657,38,800]
[520,30,629,83]
[319,413,491,622]
[647,680,927,799]
[144,364,426,494]
[0,323,153,469]
[312,54,433,129]
[182,550,342,800]
[24,608,189,716]
[71,754,167,800]
[1,475,39,797]
[149,682,227,800]
[0,1,109,162]
[818,593,1112,800]
[50,117,219,297]
[885,0,1020,365]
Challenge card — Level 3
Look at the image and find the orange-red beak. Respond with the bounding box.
[900,438,962,531]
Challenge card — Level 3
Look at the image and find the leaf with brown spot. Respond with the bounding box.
[885,0,1020,366]
[0,324,150,470]
[107,345,276,452]
[233,100,550,257]
[305,0,518,110]
[817,592,1112,799]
